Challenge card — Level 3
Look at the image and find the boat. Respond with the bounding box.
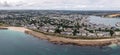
[115,22,120,27]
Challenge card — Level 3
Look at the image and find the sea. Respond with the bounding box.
[0,30,120,55]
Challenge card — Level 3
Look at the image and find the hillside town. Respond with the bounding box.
[0,10,120,39]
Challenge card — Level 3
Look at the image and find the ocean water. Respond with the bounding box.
[0,30,120,55]
[89,16,120,26]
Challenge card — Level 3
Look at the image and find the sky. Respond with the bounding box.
[0,0,120,10]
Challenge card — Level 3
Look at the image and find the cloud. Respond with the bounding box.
[0,0,120,10]
[0,1,30,7]
[0,1,12,7]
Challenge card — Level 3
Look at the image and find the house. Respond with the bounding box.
[115,31,120,36]
[61,28,73,35]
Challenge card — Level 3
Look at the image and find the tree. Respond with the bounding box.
[54,26,61,34]
[98,28,102,31]
[73,29,79,36]
[94,30,99,37]
[55,28,61,34]
[109,30,115,37]
[86,32,89,37]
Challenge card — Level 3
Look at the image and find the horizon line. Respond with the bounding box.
[0,9,120,11]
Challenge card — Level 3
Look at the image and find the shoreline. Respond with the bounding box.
[25,30,118,46]
[6,27,30,32]
[2,26,120,46]
[0,26,8,30]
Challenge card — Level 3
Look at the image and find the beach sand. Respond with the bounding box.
[6,27,31,32]
[25,30,118,46]
[4,26,119,46]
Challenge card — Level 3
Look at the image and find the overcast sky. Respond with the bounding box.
[0,0,120,10]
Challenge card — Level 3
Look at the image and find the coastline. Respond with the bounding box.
[0,26,8,30]
[25,30,118,46]
[2,26,119,46]
[6,27,30,32]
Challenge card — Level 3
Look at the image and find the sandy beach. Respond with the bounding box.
[2,26,119,46]
[6,27,31,32]
[24,29,118,46]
